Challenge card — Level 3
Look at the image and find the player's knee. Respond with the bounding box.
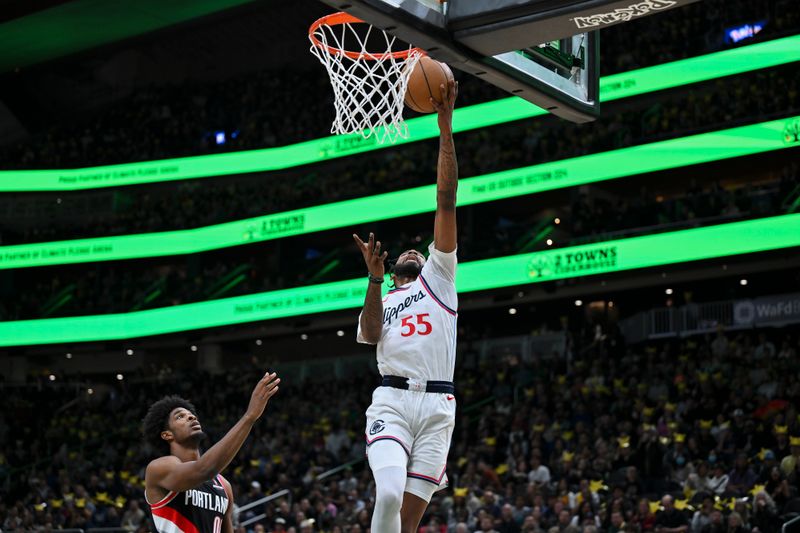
[375,480,403,513]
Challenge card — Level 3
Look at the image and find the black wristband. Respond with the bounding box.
[368,273,384,284]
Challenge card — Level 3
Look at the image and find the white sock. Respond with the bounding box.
[371,466,406,533]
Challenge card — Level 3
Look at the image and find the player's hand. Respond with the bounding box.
[353,232,388,278]
[245,372,280,422]
[431,79,458,130]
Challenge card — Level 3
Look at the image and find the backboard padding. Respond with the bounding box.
[316,0,699,122]
[452,0,701,55]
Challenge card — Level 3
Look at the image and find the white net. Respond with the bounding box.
[309,14,423,144]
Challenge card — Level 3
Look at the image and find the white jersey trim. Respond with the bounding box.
[152,514,187,533]
[418,274,456,315]
[146,489,178,509]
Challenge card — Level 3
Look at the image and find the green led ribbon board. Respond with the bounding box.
[1,116,798,270]
[1,35,799,191]
[1,214,798,346]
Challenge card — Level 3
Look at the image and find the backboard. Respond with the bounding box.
[316,0,701,123]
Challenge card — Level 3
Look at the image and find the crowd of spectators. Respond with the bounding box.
[3,3,800,530]
[2,63,799,248]
[0,0,796,173]
[601,0,799,74]
[1,157,797,322]
[3,324,800,533]
[0,70,334,171]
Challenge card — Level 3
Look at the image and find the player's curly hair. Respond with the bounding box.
[142,395,197,455]
[387,258,399,289]
[387,257,422,288]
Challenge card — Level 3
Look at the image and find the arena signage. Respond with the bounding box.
[0,117,796,270]
[0,214,798,346]
[785,118,800,145]
[527,246,618,278]
[573,0,677,29]
[733,293,800,327]
[0,35,798,191]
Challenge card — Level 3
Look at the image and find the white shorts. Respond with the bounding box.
[365,386,456,502]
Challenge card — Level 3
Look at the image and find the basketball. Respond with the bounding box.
[404,56,455,114]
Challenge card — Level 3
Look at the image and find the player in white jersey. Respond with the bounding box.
[352,79,459,533]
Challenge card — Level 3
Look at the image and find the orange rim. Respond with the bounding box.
[309,12,424,61]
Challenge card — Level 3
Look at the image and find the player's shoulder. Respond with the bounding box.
[216,473,231,487]
[426,243,457,259]
[218,474,234,496]
[424,243,457,271]
[146,455,181,476]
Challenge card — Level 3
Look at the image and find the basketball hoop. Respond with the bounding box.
[309,12,424,144]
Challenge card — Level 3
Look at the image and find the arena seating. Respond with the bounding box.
[2,326,799,532]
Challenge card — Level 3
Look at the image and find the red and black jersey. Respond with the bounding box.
[147,474,230,533]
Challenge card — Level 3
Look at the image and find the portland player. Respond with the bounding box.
[353,79,459,533]
[143,372,280,533]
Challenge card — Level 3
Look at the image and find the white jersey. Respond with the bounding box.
[357,242,457,382]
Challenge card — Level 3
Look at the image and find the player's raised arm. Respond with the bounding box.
[430,79,459,253]
[353,232,387,344]
[146,372,280,494]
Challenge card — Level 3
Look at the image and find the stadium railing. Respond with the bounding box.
[237,488,291,528]
[784,515,800,533]
[620,290,800,342]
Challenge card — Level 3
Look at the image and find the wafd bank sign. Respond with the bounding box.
[734,293,800,327]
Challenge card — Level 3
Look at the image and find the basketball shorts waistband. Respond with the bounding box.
[381,375,455,394]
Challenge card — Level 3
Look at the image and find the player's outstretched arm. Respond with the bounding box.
[430,79,459,253]
[146,372,280,493]
[353,232,387,344]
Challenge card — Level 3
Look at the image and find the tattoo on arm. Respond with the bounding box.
[437,133,458,211]
[360,282,383,343]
